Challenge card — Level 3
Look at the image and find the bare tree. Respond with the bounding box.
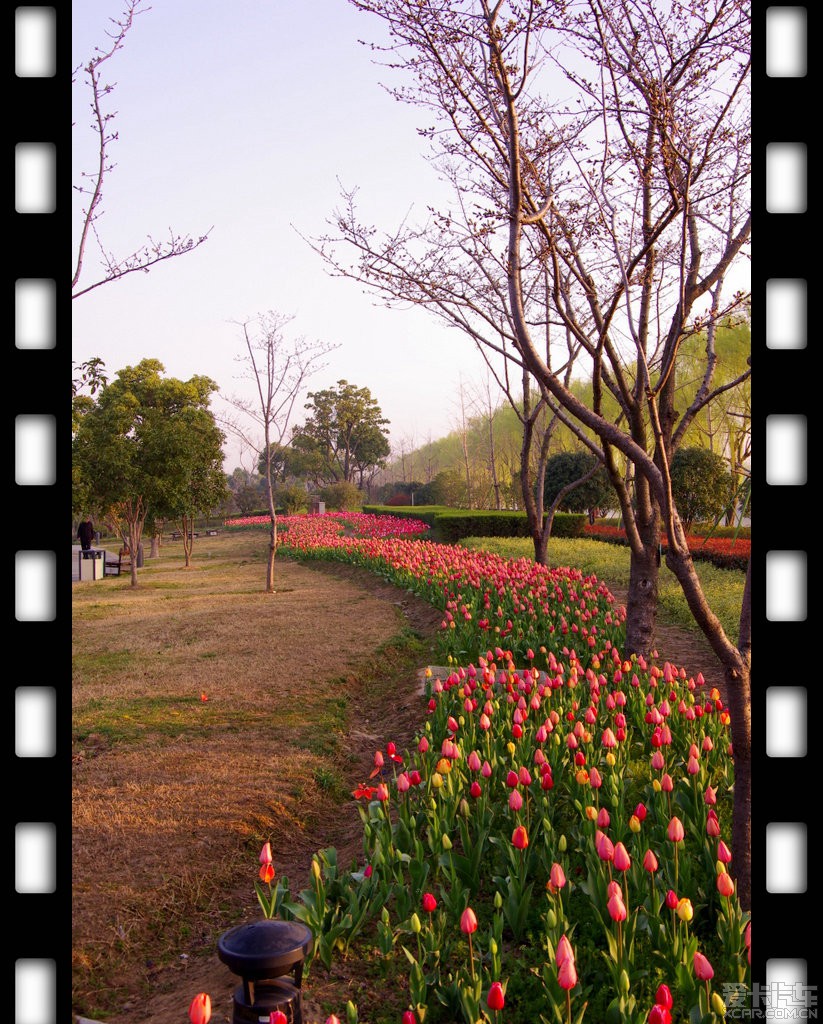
[224,312,337,592]
[313,0,752,905]
[72,0,210,299]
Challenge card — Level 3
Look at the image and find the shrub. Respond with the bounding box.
[318,481,364,511]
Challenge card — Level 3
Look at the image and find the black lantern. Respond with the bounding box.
[217,919,313,1024]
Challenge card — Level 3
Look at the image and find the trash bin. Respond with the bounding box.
[79,549,104,581]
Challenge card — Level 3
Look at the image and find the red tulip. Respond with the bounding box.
[655,984,673,1009]
[470,780,482,798]
[259,862,275,883]
[693,951,714,980]
[665,889,678,910]
[189,994,211,1024]
[422,892,437,913]
[460,906,478,934]
[512,825,529,850]
[402,1012,417,1024]
[648,1004,672,1024]
[269,1013,288,1024]
[487,981,506,1010]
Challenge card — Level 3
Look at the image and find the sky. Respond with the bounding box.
[72,0,491,470]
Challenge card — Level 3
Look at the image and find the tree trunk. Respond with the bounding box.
[182,514,193,567]
[266,516,277,592]
[624,515,661,657]
[150,533,161,558]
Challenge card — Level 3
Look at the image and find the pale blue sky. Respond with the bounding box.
[72,0,486,469]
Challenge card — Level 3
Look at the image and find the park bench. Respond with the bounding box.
[104,547,131,577]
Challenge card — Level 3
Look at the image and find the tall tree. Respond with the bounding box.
[72,0,210,299]
[224,312,336,592]
[291,380,391,486]
[72,360,224,586]
[316,0,752,906]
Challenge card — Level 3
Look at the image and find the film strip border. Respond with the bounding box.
[8,4,816,1022]
[12,5,68,1023]
[759,2,820,1017]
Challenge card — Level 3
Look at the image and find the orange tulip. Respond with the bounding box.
[188,993,211,1024]
[512,825,529,849]
[717,870,735,897]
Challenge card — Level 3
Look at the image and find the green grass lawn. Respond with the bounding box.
[459,535,746,643]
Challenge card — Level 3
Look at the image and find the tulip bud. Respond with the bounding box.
[559,834,567,852]
[410,912,421,934]
[545,907,557,929]
[712,992,727,1016]
[494,889,503,909]
[441,833,452,850]
[619,969,630,996]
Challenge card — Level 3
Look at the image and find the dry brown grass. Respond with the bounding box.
[72,530,442,1024]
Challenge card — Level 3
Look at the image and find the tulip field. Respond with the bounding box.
[217,513,751,1024]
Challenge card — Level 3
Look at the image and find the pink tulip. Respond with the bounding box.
[402,1012,417,1024]
[460,906,478,934]
[607,892,627,921]
[467,750,482,772]
[549,862,566,891]
[597,807,610,828]
[704,785,717,805]
[643,849,659,872]
[596,831,614,862]
[667,817,685,842]
[661,773,673,792]
[602,727,617,747]
[509,789,523,811]
[558,956,578,990]
[717,840,732,864]
[613,842,631,872]
[693,951,714,980]
[259,842,273,866]
[556,934,574,965]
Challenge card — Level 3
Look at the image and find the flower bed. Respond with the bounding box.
[213,513,747,1023]
[583,524,750,572]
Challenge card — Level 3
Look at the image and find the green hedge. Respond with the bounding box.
[363,505,587,542]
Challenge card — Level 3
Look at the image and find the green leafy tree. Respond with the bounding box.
[72,359,224,586]
[670,448,735,532]
[292,380,390,486]
[151,406,228,566]
[544,451,615,523]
